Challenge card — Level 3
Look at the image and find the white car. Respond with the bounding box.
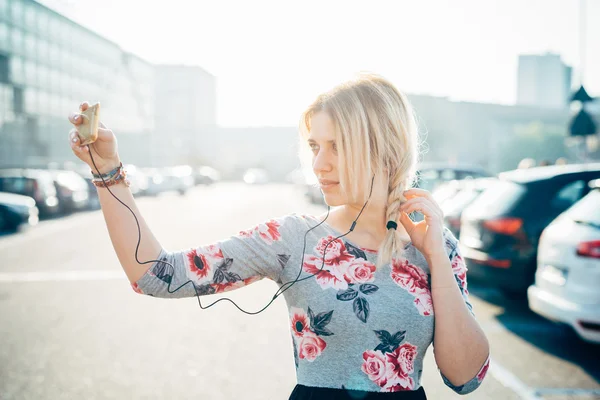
[527,179,600,343]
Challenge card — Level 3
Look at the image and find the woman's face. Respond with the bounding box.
[308,111,389,210]
[308,112,345,206]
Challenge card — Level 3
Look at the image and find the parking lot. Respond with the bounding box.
[0,183,599,399]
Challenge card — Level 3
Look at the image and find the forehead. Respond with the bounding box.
[308,111,335,140]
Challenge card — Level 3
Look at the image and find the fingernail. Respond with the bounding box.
[72,137,78,143]
[73,115,79,121]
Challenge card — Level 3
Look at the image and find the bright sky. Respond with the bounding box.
[39,0,600,127]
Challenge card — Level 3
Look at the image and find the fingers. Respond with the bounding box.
[69,129,89,154]
[68,112,84,126]
[68,101,90,126]
[400,198,443,219]
[401,202,438,220]
[403,188,434,201]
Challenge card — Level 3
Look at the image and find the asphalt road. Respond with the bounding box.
[0,183,598,400]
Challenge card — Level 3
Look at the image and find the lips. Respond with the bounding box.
[319,179,339,189]
[319,179,338,186]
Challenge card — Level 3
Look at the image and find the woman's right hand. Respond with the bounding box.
[68,101,121,175]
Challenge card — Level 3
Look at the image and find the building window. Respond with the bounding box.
[25,3,36,28]
[0,23,7,50]
[24,59,35,85]
[25,32,36,59]
[13,86,24,114]
[10,56,24,85]
[0,0,8,21]
[11,0,24,26]
[0,53,8,83]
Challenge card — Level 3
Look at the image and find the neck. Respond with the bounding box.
[338,200,389,241]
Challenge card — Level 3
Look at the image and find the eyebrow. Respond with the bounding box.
[307,139,336,144]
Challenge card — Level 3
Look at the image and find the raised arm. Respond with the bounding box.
[68,102,163,284]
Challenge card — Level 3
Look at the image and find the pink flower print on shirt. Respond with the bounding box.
[291,307,311,338]
[290,306,334,364]
[477,356,491,382]
[314,236,354,266]
[187,249,212,281]
[303,255,349,290]
[413,291,434,316]
[298,331,327,361]
[452,254,468,295]
[391,258,429,294]
[385,343,417,389]
[344,258,376,284]
[238,219,282,244]
[391,258,434,316]
[362,329,417,392]
[362,350,390,387]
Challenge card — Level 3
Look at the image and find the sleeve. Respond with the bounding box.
[130,214,297,298]
[437,228,491,395]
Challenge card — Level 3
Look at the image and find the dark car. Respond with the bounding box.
[0,192,39,232]
[441,178,497,239]
[0,169,60,218]
[48,170,90,214]
[459,163,600,295]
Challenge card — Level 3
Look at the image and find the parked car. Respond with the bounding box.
[243,168,269,184]
[0,192,39,232]
[459,163,600,295]
[123,164,150,197]
[165,165,195,195]
[48,169,90,214]
[432,180,467,208]
[527,179,600,343]
[73,166,100,210]
[441,178,497,239]
[141,168,164,196]
[0,169,60,218]
[194,166,220,186]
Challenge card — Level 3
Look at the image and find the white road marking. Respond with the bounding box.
[533,388,600,397]
[489,358,541,399]
[0,270,124,282]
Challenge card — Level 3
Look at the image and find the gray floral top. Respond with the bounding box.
[132,214,490,394]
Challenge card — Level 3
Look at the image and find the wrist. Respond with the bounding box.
[424,249,449,266]
[91,159,121,175]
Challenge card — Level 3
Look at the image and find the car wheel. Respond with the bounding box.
[0,210,17,233]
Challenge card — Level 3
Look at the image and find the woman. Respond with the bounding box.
[68,73,490,399]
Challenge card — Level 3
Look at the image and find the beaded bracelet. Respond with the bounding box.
[92,165,131,188]
[91,162,123,179]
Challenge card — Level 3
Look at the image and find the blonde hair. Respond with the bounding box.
[299,72,422,267]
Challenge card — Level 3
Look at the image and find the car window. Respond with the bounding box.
[550,180,586,212]
[443,188,483,214]
[466,179,526,215]
[0,177,31,194]
[440,169,456,181]
[563,190,600,226]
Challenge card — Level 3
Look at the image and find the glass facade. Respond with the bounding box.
[0,0,156,167]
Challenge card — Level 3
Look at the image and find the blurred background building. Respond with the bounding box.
[517,53,573,109]
[0,0,598,180]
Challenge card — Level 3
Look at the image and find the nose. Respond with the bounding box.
[312,149,333,175]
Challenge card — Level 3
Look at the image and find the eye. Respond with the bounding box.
[309,143,319,154]
[332,142,338,152]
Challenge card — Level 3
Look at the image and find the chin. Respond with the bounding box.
[322,193,346,207]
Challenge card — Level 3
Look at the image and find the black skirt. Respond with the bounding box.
[288,384,427,400]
